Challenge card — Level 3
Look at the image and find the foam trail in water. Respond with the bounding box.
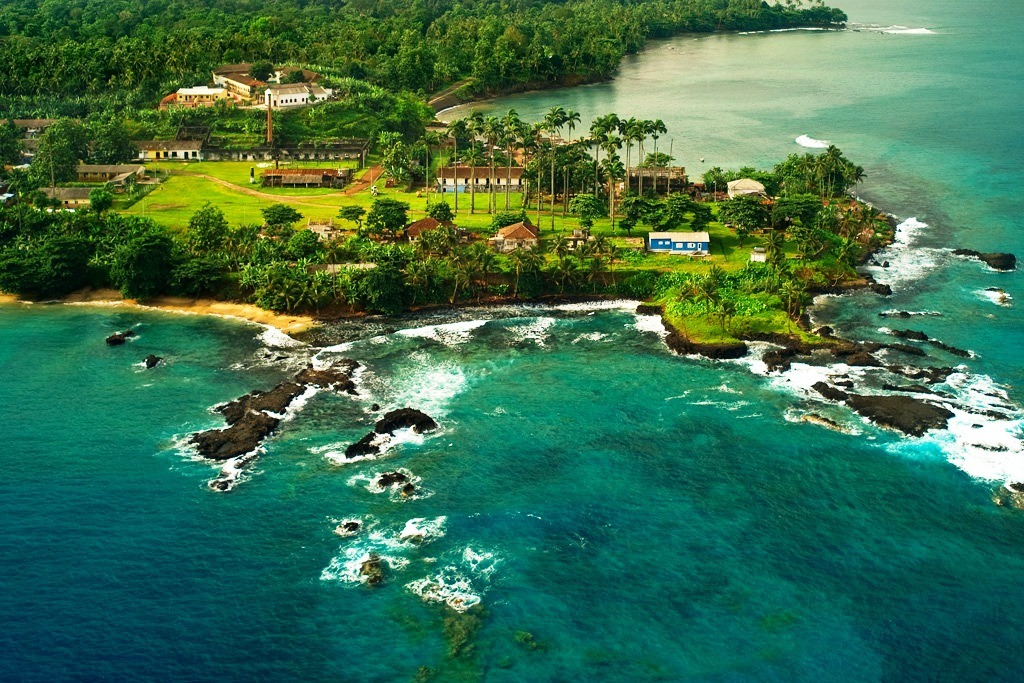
[396,319,488,346]
[796,134,830,149]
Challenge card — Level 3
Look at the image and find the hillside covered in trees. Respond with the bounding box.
[0,0,846,116]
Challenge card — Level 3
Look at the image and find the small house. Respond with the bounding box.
[307,219,343,242]
[76,164,147,183]
[437,167,524,193]
[163,86,228,109]
[750,247,767,263]
[489,221,539,252]
[726,178,767,199]
[264,83,333,109]
[260,168,351,188]
[43,187,92,209]
[212,64,264,101]
[646,231,711,256]
[135,140,204,161]
[406,216,460,242]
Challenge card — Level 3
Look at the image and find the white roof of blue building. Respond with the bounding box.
[648,232,710,242]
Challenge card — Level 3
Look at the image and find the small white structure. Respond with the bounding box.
[646,231,711,255]
[437,167,524,193]
[264,83,333,109]
[750,247,767,263]
[726,178,767,199]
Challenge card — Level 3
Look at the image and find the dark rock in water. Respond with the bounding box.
[845,394,954,437]
[845,352,882,367]
[209,479,231,492]
[992,483,1024,510]
[346,432,380,458]
[812,382,849,402]
[219,382,306,425]
[190,411,281,460]
[663,326,748,359]
[834,379,855,388]
[878,311,913,319]
[952,249,1017,271]
[635,303,663,316]
[377,471,408,487]
[762,348,798,373]
[883,342,928,358]
[294,360,360,393]
[105,330,136,346]
[143,354,162,368]
[342,521,361,533]
[400,483,416,498]
[360,553,386,586]
[928,339,971,358]
[871,283,893,296]
[881,261,890,268]
[371,403,381,412]
[815,325,834,338]
[881,383,943,396]
[375,408,438,435]
[889,329,928,342]
[889,365,957,385]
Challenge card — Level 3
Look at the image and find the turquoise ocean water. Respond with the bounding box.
[3,0,1024,679]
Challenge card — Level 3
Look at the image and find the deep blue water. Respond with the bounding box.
[3,0,1024,679]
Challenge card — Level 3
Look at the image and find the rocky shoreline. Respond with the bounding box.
[190,360,360,490]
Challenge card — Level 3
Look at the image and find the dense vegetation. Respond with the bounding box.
[0,0,846,116]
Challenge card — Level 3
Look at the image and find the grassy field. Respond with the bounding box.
[118,160,774,279]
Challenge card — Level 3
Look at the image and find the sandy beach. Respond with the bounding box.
[0,289,317,335]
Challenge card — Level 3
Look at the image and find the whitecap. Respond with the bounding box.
[397,319,489,346]
[406,572,481,612]
[796,134,830,149]
[507,316,557,347]
[399,516,447,544]
[631,313,668,337]
[976,289,1013,307]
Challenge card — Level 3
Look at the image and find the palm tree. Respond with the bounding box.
[464,145,485,215]
[618,117,642,197]
[500,109,522,211]
[544,106,567,229]
[508,248,541,298]
[589,113,620,196]
[648,119,666,194]
[562,109,581,216]
[421,130,443,199]
[481,115,503,213]
[600,139,623,228]
[445,118,470,214]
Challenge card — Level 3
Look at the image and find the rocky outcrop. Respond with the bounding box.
[190,360,360,467]
[952,249,1017,271]
[812,382,849,402]
[143,354,162,368]
[663,325,748,359]
[871,283,893,296]
[191,411,281,460]
[346,433,380,458]
[375,408,438,435]
[377,471,409,487]
[294,360,360,393]
[887,365,956,385]
[884,342,927,358]
[635,304,663,316]
[993,483,1024,510]
[360,553,386,586]
[345,409,439,458]
[845,352,883,367]
[105,330,135,346]
[889,329,928,341]
[928,339,970,358]
[844,394,954,437]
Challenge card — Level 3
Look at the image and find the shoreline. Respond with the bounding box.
[0,289,318,336]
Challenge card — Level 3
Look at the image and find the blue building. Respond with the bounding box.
[646,231,711,255]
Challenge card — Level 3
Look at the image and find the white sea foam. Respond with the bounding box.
[549,299,641,313]
[796,134,830,149]
[258,326,305,349]
[399,516,447,544]
[572,331,610,343]
[363,353,469,418]
[397,319,489,346]
[863,217,953,290]
[320,549,410,584]
[508,316,557,347]
[977,289,1013,307]
[406,573,481,612]
[207,451,261,492]
[631,314,668,337]
[851,23,936,35]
